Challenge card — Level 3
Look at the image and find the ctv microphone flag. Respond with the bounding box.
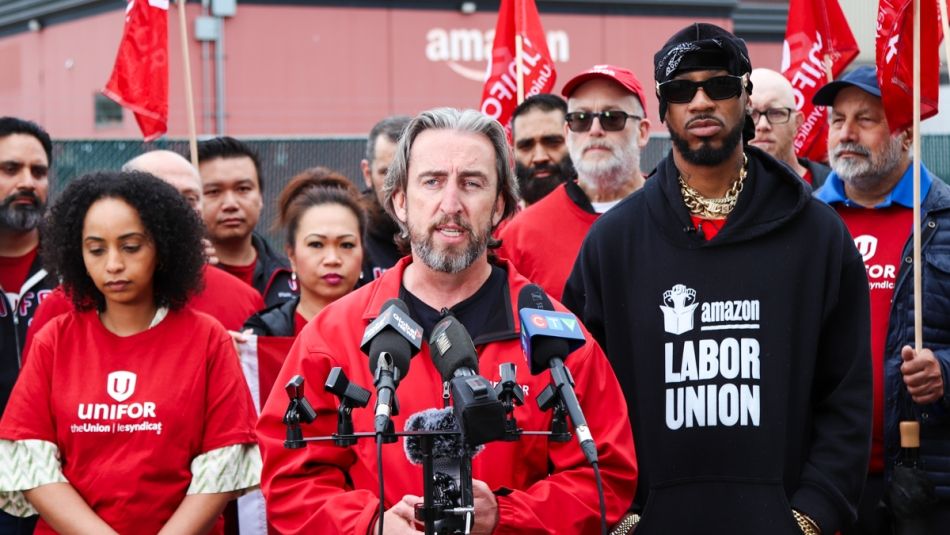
[876,0,943,133]
[103,0,169,141]
[782,0,859,163]
[480,0,557,132]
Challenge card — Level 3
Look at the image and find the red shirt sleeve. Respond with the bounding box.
[492,336,638,534]
[200,332,259,452]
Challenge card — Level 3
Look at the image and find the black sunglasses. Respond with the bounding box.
[656,74,748,104]
[565,110,641,132]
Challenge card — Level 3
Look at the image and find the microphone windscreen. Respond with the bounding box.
[403,407,466,465]
[518,283,555,313]
[429,315,479,382]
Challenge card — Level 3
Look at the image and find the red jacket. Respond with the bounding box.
[257,257,637,534]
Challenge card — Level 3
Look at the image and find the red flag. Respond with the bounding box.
[782,0,859,163]
[103,0,169,141]
[480,0,557,132]
[237,335,296,414]
[876,0,943,133]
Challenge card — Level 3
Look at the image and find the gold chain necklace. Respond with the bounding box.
[679,153,749,219]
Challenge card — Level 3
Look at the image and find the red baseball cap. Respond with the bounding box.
[560,64,648,118]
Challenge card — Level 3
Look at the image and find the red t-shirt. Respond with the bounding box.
[0,308,258,534]
[497,184,598,301]
[192,265,265,330]
[835,205,913,474]
[689,215,727,241]
[218,258,257,289]
[0,247,38,293]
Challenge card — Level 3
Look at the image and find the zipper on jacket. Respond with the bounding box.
[442,380,450,408]
[893,217,939,297]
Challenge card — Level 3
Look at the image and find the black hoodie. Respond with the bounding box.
[564,146,872,535]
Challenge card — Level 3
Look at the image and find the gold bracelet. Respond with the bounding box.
[792,509,821,535]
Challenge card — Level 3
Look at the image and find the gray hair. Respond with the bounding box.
[382,108,520,250]
[365,115,412,164]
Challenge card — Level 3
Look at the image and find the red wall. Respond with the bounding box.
[0,4,781,138]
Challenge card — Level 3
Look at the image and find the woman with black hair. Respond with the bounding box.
[245,167,366,336]
[0,171,260,534]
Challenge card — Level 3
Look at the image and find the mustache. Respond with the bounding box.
[685,114,724,128]
[429,214,473,234]
[832,142,871,159]
[2,190,42,208]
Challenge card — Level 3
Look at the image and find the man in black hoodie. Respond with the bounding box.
[564,23,872,535]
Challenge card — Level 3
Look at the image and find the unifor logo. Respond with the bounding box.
[853,235,878,262]
[659,284,699,335]
[107,371,137,403]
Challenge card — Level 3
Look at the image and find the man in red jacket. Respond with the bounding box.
[257,107,637,534]
[497,65,651,300]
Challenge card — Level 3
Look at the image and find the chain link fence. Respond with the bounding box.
[49,135,950,247]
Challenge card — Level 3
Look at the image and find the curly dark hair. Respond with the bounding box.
[42,171,206,312]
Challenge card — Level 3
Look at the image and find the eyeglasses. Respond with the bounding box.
[750,107,794,125]
[656,74,748,104]
[565,111,641,132]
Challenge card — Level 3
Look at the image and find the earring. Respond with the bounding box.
[291,271,297,283]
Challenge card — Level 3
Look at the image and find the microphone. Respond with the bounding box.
[360,299,423,435]
[429,315,506,446]
[518,284,598,464]
[403,407,484,530]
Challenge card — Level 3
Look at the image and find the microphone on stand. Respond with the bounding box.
[429,315,507,447]
[517,284,598,465]
[359,298,423,437]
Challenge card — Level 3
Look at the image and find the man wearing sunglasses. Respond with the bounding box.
[564,23,872,535]
[813,65,950,534]
[0,116,54,535]
[498,65,649,301]
[749,68,831,188]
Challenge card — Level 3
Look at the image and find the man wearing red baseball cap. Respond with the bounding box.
[497,64,650,301]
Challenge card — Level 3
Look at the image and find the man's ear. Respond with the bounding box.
[360,160,373,190]
[492,193,505,227]
[393,189,408,225]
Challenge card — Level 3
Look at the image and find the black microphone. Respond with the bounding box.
[360,299,423,434]
[517,284,598,464]
[429,315,506,446]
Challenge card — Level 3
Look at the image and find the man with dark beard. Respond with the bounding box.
[0,116,54,534]
[256,108,637,534]
[564,24,872,534]
[499,65,649,300]
[814,66,950,534]
[361,115,411,282]
[511,93,573,206]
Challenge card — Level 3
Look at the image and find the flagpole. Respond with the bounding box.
[940,0,950,72]
[913,0,923,351]
[514,0,525,104]
[177,0,199,168]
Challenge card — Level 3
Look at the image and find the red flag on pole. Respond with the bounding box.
[103,0,169,141]
[876,0,943,133]
[782,0,859,163]
[480,0,557,131]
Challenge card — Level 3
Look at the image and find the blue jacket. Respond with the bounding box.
[818,164,950,498]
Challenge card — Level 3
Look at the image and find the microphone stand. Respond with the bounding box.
[281,373,572,535]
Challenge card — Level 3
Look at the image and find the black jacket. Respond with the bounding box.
[564,146,872,535]
[799,157,831,190]
[251,233,295,307]
[1,253,55,417]
[244,296,299,338]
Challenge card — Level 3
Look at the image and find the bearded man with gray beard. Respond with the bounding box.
[813,65,950,535]
[497,65,651,300]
